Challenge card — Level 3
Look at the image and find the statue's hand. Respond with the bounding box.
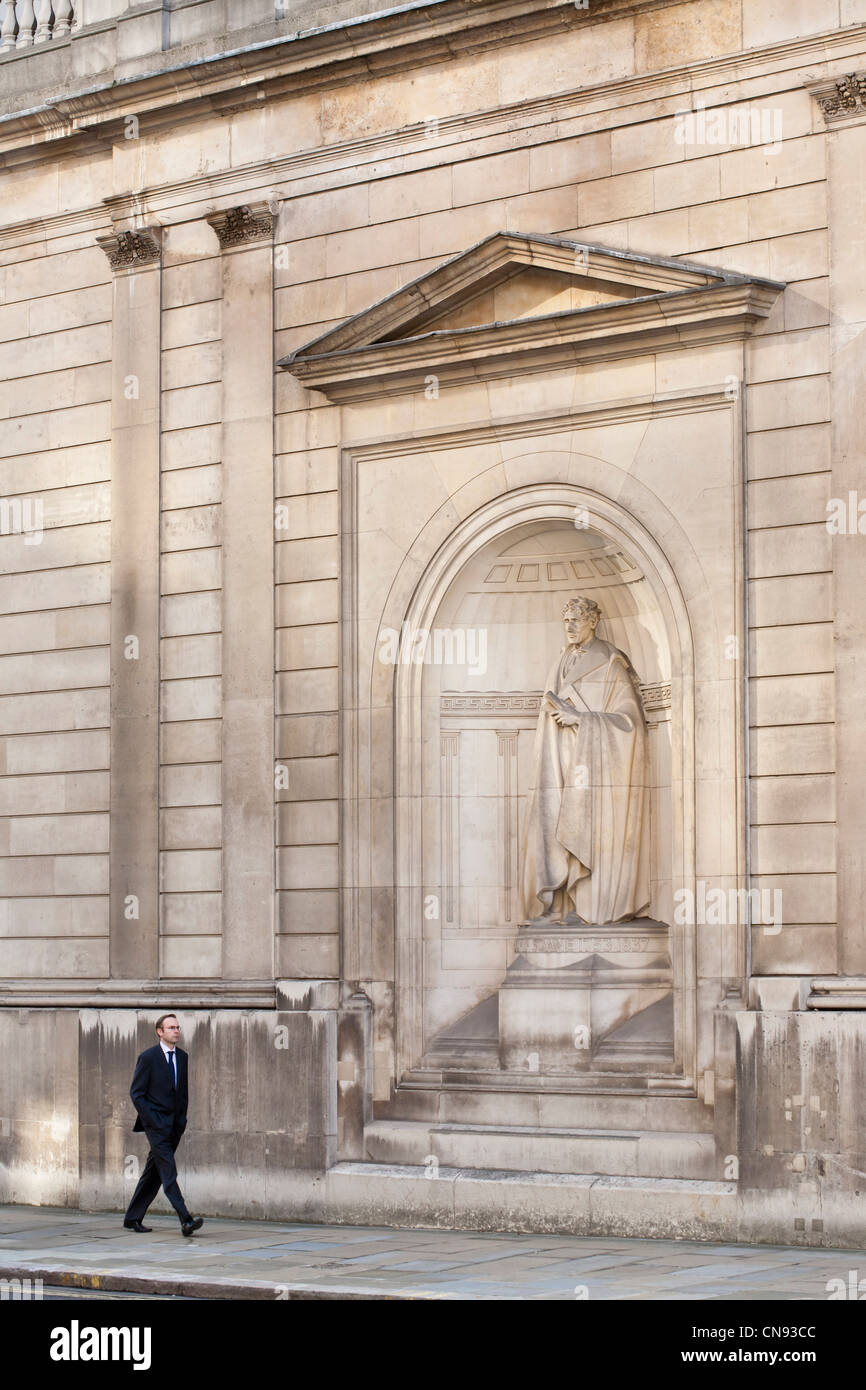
[551,709,580,727]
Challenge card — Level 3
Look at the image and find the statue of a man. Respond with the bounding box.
[520,596,650,926]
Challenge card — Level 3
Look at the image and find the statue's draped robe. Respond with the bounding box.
[520,637,651,924]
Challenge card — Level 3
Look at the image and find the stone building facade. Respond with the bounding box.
[0,0,864,1245]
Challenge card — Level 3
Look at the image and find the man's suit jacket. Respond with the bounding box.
[130,1044,188,1136]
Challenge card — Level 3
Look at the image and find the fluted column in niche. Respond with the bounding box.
[96,226,163,979]
[206,203,276,980]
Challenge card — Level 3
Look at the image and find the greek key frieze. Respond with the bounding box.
[519,935,654,953]
[440,683,671,718]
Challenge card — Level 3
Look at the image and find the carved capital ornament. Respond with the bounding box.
[96,227,162,270]
[207,203,274,249]
[812,71,866,123]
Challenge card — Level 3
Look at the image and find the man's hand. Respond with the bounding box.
[544,693,580,727]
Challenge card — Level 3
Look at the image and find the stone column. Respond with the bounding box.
[816,78,866,977]
[96,228,163,980]
[206,204,276,980]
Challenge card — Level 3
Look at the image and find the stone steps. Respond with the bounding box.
[377,1084,713,1134]
[324,1162,738,1240]
[364,1118,719,1179]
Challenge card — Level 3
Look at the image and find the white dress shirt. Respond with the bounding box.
[159,1038,178,1086]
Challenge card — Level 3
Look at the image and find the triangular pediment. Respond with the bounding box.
[382,263,645,339]
[279,231,783,402]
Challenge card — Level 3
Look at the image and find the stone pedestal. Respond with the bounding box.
[498,920,672,1073]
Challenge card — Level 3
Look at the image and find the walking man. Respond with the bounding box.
[124,1013,203,1237]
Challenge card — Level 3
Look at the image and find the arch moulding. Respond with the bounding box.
[341,473,725,1093]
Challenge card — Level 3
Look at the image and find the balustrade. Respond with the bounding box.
[0,0,75,50]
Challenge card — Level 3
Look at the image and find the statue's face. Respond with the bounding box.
[564,610,597,647]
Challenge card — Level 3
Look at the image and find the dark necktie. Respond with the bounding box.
[167,1050,176,1088]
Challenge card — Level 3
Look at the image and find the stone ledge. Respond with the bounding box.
[0,980,278,1009]
[322,1162,738,1239]
[807,978,866,1009]
[0,0,588,155]
[322,1166,866,1245]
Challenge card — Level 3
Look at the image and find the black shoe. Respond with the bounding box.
[181,1217,203,1237]
[123,1220,152,1233]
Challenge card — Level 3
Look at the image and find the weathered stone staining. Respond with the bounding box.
[0,0,863,1247]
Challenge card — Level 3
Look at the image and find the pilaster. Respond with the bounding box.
[813,74,866,975]
[206,203,276,980]
[96,225,163,979]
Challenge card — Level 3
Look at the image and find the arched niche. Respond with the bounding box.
[388,486,696,1083]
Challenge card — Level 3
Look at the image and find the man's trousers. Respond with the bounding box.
[125,1127,191,1225]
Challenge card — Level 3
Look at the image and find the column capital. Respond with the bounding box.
[207,202,274,250]
[96,227,162,271]
[810,71,866,125]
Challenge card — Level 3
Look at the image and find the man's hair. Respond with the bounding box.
[562,595,601,624]
[155,1013,178,1034]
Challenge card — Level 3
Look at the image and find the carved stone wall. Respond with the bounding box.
[0,0,862,1245]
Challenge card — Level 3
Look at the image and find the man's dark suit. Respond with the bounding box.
[125,1043,192,1226]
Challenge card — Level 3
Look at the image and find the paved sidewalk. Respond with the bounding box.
[0,1205,858,1300]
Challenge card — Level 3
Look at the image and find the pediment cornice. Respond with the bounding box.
[278,233,784,402]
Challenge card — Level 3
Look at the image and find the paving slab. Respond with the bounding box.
[0,1204,858,1301]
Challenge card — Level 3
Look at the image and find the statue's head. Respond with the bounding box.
[562,596,601,646]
